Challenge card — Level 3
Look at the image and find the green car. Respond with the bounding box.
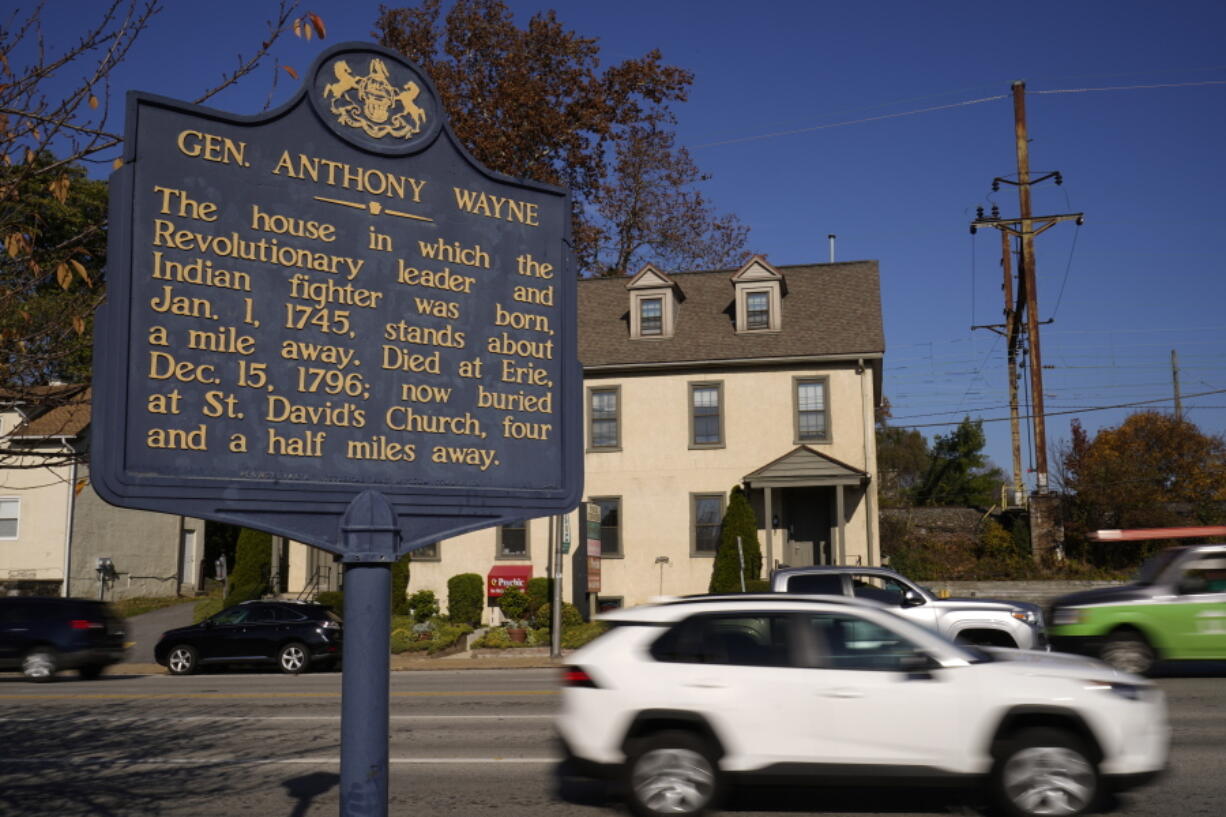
[1049,544,1226,674]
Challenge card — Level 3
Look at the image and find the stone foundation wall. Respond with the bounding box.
[923,580,1121,609]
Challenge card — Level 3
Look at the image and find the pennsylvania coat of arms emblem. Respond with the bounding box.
[322,57,427,140]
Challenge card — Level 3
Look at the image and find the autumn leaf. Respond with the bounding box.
[293,18,303,38]
[283,65,299,80]
[112,157,123,170]
[56,262,72,289]
[72,315,85,334]
[48,173,70,203]
[24,147,34,164]
[309,12,327,39]
[70,258,91,286]
[88,94,99,109]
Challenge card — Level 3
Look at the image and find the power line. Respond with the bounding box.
[888,388,1226,429]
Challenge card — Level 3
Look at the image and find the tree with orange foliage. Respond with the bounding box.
[1060,413,1226,568]
[376,0,748,275]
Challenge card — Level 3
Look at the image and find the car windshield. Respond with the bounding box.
[1133,549,1182,586]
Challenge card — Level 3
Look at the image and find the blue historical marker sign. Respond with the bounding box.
[93,43,582,556]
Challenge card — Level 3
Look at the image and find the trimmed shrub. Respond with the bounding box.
[537,601,584,628]
[223,527,271,607]
[390,553,412,616]
[448,573,484,626]
[525,577,552,622]
[498,588,530,623]
[709,485,763,593]
[315,591,344,615]
[407,589,439,623]
[561,621,609,649]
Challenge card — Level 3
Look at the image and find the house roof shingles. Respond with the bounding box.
[578,260,884,369]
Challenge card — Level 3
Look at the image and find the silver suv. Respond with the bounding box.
[557,594,1167,817]
[772,565,1047,650]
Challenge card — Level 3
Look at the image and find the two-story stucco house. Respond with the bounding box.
[289,255,885,613]
[1,386,204,599]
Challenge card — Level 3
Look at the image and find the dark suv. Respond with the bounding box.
[155,599,342,675]
[0,597,128,681]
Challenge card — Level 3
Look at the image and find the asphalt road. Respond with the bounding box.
[0,667,1222,817]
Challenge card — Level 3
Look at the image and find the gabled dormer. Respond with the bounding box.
[626,263,683,339]
[731,255,786,333]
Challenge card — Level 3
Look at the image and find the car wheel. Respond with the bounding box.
[278,642,309,675]
[22,647,58,682]
[78,664,104,681]
[1100,630,1156,675]
[993,727,1099,817]
[166,645,199,676]
[624,730,719,817]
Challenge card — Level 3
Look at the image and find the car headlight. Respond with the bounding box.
[1011,609,1038,625]
[1051,607,1083,626]
[1085,680,1147,701]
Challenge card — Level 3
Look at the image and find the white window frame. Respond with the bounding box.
[0,497,18,540]
[794,376,831,443]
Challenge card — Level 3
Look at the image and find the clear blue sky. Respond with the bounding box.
[42,0,1226,490]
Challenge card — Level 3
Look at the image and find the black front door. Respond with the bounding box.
[782,487,831,566]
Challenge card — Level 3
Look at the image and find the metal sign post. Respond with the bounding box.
[93,43,582,817]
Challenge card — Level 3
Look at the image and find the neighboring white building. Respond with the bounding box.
[289,256,885,615]
[0,386,203,599]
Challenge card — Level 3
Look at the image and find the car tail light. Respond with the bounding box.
[562,665,600,689]
[71,619,105,630]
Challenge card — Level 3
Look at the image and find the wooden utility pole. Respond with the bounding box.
[969,81,1084,558]
[1012,81,1049,493]
[1001,231,1024,506]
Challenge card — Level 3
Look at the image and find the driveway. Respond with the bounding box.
[122,602,197,663]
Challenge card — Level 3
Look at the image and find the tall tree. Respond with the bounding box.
[914,417,1004,508]
[1061,413,1226,567]
[0,1,322,464]
[875,401,931,508]
[597,123,748,275]
[376,0,748,274]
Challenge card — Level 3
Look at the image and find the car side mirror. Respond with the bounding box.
[901,590,925,608]
[899,652,938,679]
[202,619,214,628]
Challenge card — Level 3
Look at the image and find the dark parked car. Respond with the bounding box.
[0,596,128,681]
[155,599,342,675]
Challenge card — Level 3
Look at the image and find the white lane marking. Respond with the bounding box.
[0,714,552,722]
[0,757,559,766]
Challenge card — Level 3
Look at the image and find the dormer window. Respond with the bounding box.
[639,297,663,336]
[745,291,770,330]
[626,263,682,339]
[731,255,785,333]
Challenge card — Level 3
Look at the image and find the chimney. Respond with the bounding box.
[827,234,836,263]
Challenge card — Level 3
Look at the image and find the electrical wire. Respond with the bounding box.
[1032,79,1226,95]
[692,95,1008,149]
[889,388,1226,429]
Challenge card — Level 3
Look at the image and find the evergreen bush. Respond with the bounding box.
[447,573,484,626]
[223,527,271,607]
[390,553,412,616]
[708,485,763,593]
[407,589,439,623]
[525,577,552,622]
[315,591,344,615]
[498,588,530,623]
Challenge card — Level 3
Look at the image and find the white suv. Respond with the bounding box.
[557,594,1167,817]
